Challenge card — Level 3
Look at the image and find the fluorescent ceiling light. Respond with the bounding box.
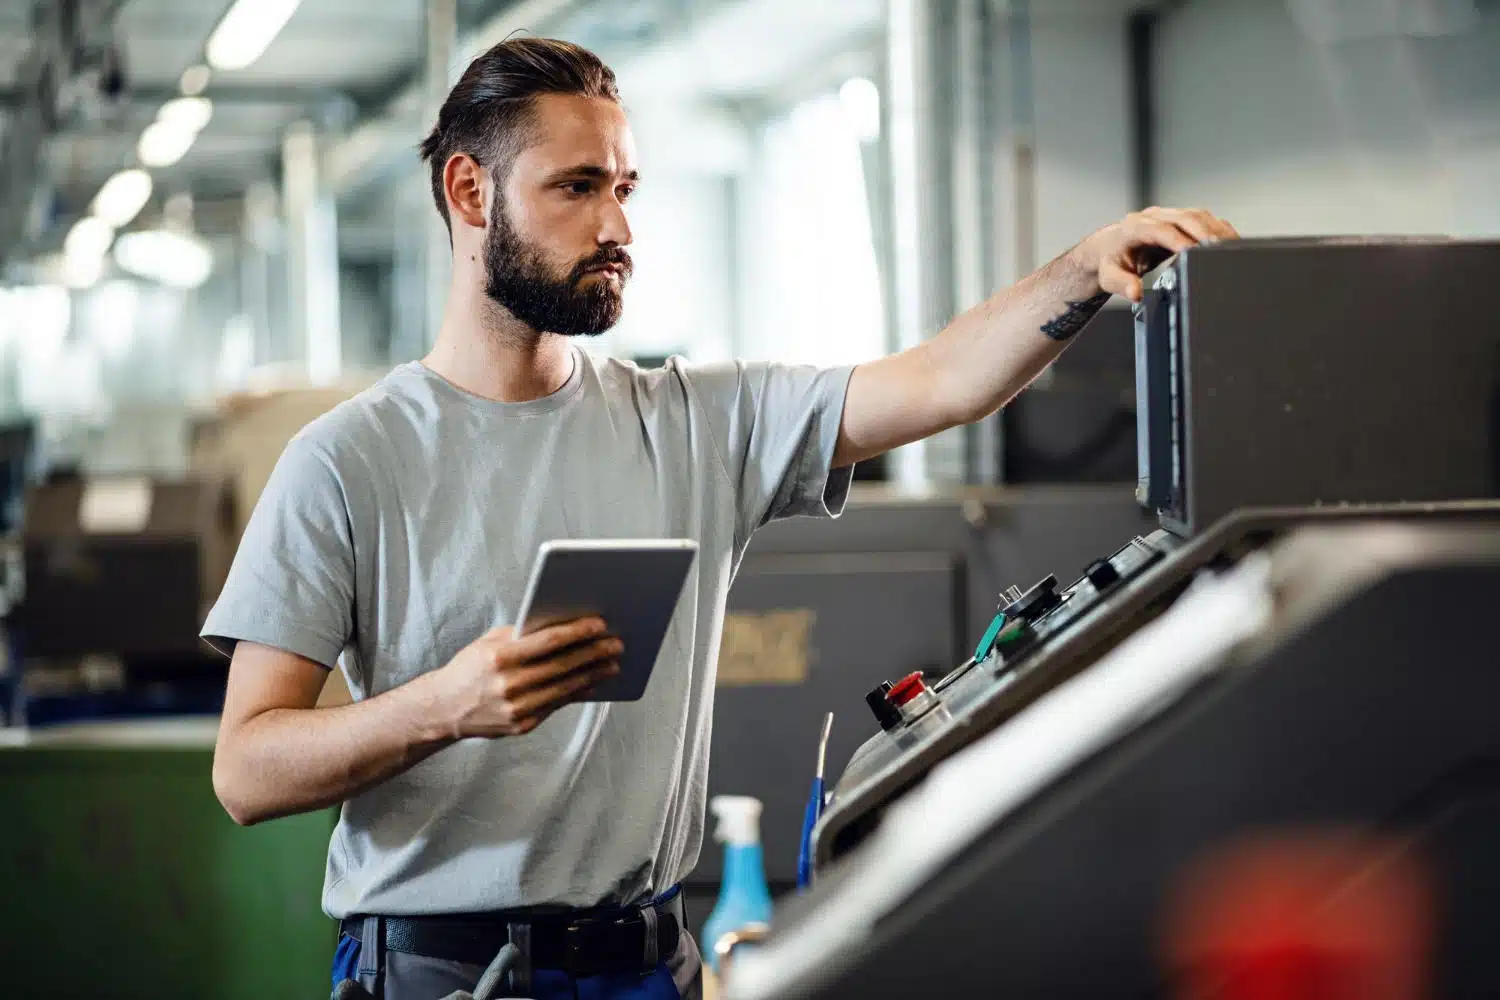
[63,217,114,290]
[65,217,115,260]
[839,77,881,143]
[114,230,214,289]
[206,0,302,71]
[90,169,153,228]
[63,253,105,290]
[158,96,214,133]
[180,64,211,96]
[139,98,212,167]
[138,120,198,167]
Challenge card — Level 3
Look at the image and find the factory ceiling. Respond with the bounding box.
[0,0,1161,271]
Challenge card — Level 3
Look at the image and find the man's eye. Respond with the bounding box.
[565,181,592,196]
[617,185,636,203]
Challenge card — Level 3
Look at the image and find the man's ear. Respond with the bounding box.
[443,153,489,230]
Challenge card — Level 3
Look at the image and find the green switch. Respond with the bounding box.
[974,613,1007,661]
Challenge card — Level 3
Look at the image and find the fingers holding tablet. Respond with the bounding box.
[508,634,624,693]
[511,540,698,703]
[438,620,623,739]
[436,538,696,738]
[509,658,622,721]
[490,616,610,662]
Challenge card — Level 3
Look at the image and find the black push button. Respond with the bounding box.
[865,681,901,731]
[1085,559,1120,591]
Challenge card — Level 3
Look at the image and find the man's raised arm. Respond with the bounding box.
[833,207,1238,468]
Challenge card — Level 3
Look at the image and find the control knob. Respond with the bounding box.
[1002,574,1061,622]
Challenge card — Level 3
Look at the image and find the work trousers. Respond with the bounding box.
[330,905,703,1000]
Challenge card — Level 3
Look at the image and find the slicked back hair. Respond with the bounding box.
[418,37,620,232]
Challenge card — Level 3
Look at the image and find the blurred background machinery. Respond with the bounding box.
[0,0,1498,997]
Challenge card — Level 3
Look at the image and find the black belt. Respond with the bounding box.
[341,890,682,980]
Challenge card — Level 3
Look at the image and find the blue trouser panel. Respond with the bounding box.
[332,933,361,986]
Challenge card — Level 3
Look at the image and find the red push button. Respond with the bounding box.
[888,671,928,707]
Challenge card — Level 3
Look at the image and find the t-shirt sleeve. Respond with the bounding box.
[682,359,857,540]
[200,433,355,669]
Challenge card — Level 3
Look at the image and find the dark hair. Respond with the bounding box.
[418,37,620,231]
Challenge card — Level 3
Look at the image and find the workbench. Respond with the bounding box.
[0,719,336,998]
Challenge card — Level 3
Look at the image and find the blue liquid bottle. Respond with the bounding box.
[700,795,774,973]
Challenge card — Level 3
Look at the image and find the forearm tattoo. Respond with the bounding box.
[1039,291,1111,341]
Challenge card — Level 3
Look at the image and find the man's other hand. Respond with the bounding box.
[439,618,622,738]
[1071,207,1240,302]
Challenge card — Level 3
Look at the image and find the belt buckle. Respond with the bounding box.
[564,917,604,978]
[565,911,641,978]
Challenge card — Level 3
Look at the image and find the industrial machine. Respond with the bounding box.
[813,236,1500,868]
[721,238,1500,997]
[0,422,36,724]
[10,474,236,725]
[731,511,1500,998]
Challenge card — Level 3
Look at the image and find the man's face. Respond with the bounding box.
[484,93,637,336]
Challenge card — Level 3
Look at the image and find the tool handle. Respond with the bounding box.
[795,776,825,889]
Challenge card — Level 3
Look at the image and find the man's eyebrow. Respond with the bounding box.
[545,164,642,183]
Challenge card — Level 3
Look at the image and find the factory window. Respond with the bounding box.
[736,91,886,367]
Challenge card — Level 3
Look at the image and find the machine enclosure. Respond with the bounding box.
[1134,238,1500,534]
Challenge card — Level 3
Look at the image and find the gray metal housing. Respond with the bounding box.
[1134,238,1500,535]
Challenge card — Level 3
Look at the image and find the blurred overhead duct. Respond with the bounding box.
[0,0,128,268]
[0,77,47,270]
[611,0,885,101]
[326,0,883,196]
[325,0,582,198]
[1286,0,1482,40]
[24,0,130,129]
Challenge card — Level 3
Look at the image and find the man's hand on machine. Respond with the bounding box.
[437,618,622,738]
[1070,207,1240,302]
[829,204,1239,468]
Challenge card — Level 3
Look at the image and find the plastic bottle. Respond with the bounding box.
[700,795,774,973]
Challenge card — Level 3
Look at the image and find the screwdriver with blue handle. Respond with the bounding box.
[795,712,834,889]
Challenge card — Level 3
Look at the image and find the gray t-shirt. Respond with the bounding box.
[202,347,854,918]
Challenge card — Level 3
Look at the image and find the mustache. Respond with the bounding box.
[570,246,634,282]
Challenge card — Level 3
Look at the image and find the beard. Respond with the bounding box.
[483,202,633,337]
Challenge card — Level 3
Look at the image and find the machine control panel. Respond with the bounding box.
[819,529,1193,870]
[846,536,1170,755]
[1018,536,1159,649]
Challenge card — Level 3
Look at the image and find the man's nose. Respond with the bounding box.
[598,197,632,248]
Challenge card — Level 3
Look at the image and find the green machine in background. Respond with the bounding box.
[0,728,335,998]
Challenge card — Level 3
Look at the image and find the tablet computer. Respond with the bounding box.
[513,539,699,702]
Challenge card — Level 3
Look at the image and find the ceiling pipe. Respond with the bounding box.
[323,0,582,198]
